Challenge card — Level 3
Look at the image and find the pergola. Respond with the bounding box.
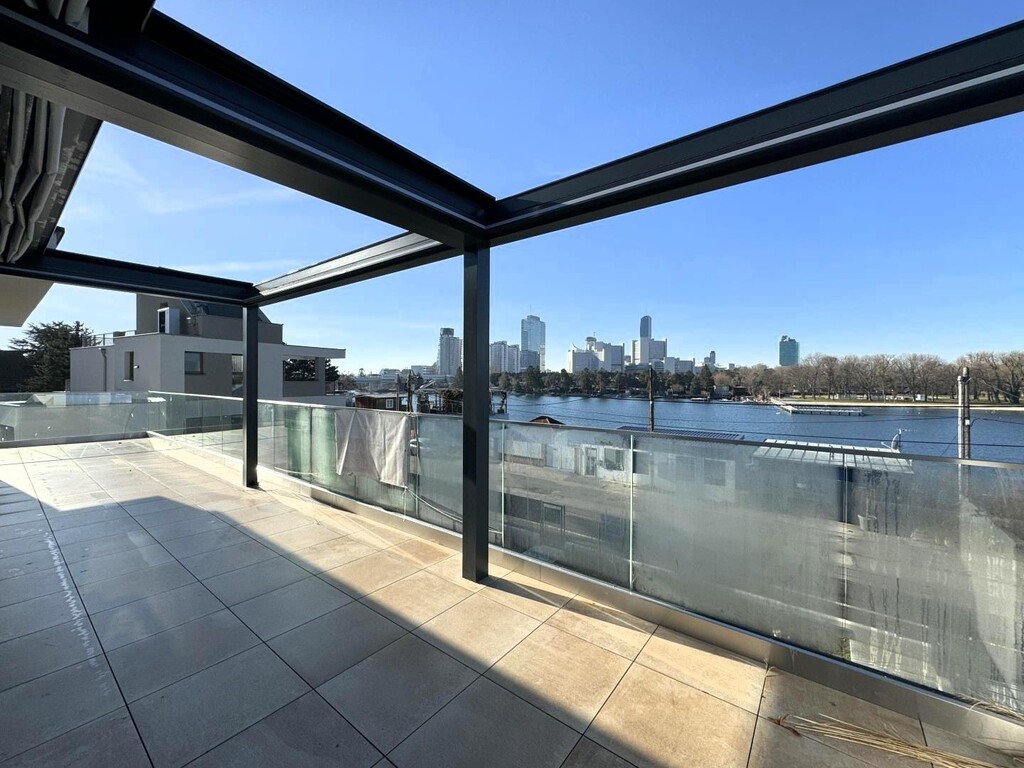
[2,1,1023,583]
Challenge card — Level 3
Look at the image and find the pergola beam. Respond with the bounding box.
[485,20,1024,243]
[0,6,492,248]
[0,248,256,305]
[254,233,456,306]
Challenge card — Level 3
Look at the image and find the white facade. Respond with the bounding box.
[631,336,668,365]
[70,295,343,399]
[70,335,343,399]
[521,314,546,371]
[489,341,521,374]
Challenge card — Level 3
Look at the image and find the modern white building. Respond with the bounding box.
[521,314,546,371]
[437,327,463,378]
[567,336,624,373]
[631,315,668,365]
[70,295,343,399]
[489,340,521,373]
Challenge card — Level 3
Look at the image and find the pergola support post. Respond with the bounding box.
[462,242,490,581]
[242,305,260,488]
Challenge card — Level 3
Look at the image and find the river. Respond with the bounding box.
[504,395,1024,463]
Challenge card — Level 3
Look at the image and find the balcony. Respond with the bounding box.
[1,396,1021,767]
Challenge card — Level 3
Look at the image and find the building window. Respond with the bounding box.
[184,351,204,375]
[124,351,134,381]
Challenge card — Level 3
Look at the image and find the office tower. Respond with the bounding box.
[437,327,462,377]
[640,314,652,338]
[521,314,546,371]
[779,335,800,367]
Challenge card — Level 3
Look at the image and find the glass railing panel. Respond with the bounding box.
[412,413,462,532]
[495,422,632,587]
[0,392,165,445]
[309,405,414,517]
[631,435,846,655]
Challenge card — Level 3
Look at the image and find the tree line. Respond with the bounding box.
[489,350,1024,404]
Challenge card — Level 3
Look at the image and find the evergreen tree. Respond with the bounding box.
[9,321,96,392]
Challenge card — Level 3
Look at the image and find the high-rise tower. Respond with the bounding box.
[521,314,546,371]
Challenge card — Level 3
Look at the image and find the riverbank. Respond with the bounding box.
[778,398,1024,412]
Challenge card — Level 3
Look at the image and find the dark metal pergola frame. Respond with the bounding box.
[2,4,1024,581]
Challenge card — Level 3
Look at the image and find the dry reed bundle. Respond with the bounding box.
[769,714,1022,768]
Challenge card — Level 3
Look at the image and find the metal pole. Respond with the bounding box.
[957,365,971,498]
[462,241,490,581]
[242,305,259,488]
[957,366,971,460]
[629,433,635,590]
[648,364,655,432]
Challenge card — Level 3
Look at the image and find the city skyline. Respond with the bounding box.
[2,3,1024,373]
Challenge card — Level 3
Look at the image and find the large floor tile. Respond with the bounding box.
[921,722,1022,768]
[77,560,195,614]
[47,507,128,532]
[179,538,277,580]
[361,570,474,630]
[0,520,50,542]
[57,529,159,563]
[0,618,102,692]
[130,644,309,768]
[189,691,381,768]
[319,633,477,753]
[161,526,252,560]
[320,549,422,598]
[390,677,578,768]
[231,576,352,640]
[269,601,405,687]
[0,657,124,762]
[0,708,150,768]
[106,609,259,702]
[415,592,540,672]
[0,508,45,527]
[52,517,144,545]
[562,737,635,768]
[0,530,56,559]
[0,563,68,607]
[759,671,925,768]
[91,581,224,650]
[388,538,454,567]
[425,553,509,591]
[748,715,880,768]
[0,588,83,642]
[546,597,656,660]
[131,504,209,529]
[0,548,63,580]
[258,522,343,554]
[286,535,379,573]
[636,625,765,714]
[202,556,308,605]
[487,623,630,731]
[587,665,756,768]
[478,571,574,621]
[68,542,175,585]
[145,515,228,543]
[238,512,313,537]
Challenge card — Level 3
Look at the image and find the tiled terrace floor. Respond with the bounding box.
[0,439,1019,768]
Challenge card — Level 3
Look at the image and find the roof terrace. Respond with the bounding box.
[1,437,1019,767]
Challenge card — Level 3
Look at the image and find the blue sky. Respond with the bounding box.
[4,1,1024,371]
